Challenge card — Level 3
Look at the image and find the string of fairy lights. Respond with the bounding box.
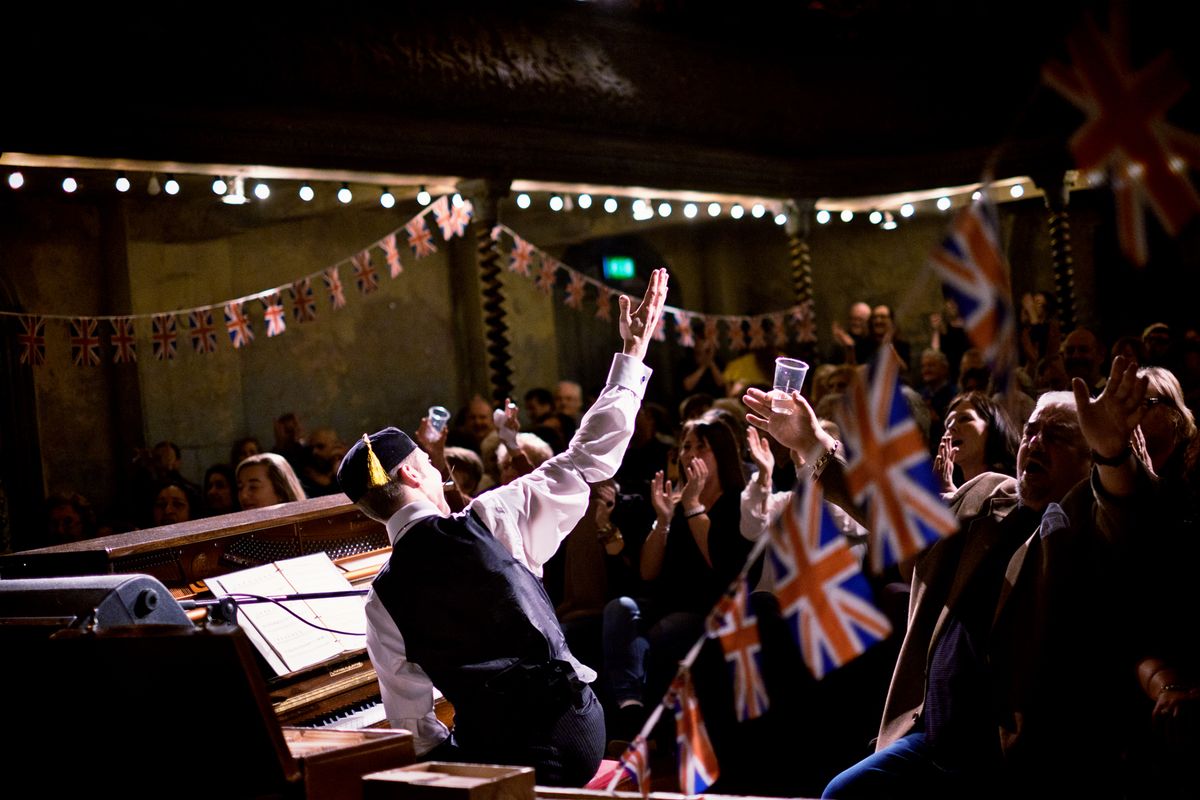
[2,161,1055,230]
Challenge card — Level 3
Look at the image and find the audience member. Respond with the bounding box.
[150,479,198,526]
[203,464,239,515]
[555,380,584,421]
[237,452,307,510]
[230,436,262,470]
[300,427,347,497]
[830,301,873,365]
[443,447,484,498]
[272,412,307,471]
[447,394,496,453]
[1062,327,1107,395]
[45,491,96,545]
[682,338,727,397]
[1142,322,1173,368]
[933,392,1021,495]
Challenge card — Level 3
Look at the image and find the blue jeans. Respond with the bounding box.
[602,597,650,705]
[822,732,992,799]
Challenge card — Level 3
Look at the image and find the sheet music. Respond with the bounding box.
[206,553,366,675]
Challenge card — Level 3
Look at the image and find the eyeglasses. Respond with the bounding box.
[1143,397,1165,408]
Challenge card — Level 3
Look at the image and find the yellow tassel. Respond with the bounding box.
[363,434,390,488]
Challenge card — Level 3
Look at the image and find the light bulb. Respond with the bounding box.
[657,202,672,217]
[751,203,766,218]
[578,194,592,209]
[1010,184,1024,198]
[774,213,787,226]
[816,209,831,224]
[380,188,395,208]
[164,176,180,195]
[63,177,78,193]
[212,177,228,195]
[7,171,24,190]
[708,202,721,217]
[254,182,271,200]
[549,195,564,212]
[115,173,130,193]
[298,183,314,202]
[337,184,352,204]
[604,197,618,213]
[869,210,883,225]
[416,187,431,206]
[900,203,915,218]
[516,193,531,209]
[937,196,951,211]
[730,204,745,219]
[840,209,854,222]
[684,203,698,218]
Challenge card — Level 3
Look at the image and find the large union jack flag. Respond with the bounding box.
[110,317,137,364]
[405,215,437,258]
[352,250,378,295]
[614,736,649,799]
[18,315,46,366]
[324,267,346,309]
[707,579,769,721]
[380,234,404,278]
[838,347,959,573]
[669,669,719,794]
[151,314,178,361]
[509,236,535,276]
[189,309,218,354]
[770,478,893,679]
[291,279,318,323]
[1042,9,1200,265]
[224,301,254,349]
[929,199,1016,390]
[262,293,287,337]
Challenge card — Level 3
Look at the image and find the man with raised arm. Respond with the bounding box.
[336,269,668,787]
[745,356,1151,798]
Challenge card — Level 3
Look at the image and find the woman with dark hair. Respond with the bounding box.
[236,452,307,510]
[150,479,200,526]
[933,391,1020,495]
[203,464,239,516]
[602,414,750,739]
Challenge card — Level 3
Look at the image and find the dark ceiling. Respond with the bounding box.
[5,1,1197,199]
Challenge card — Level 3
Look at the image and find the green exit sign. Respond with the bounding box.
[603,255,635,280]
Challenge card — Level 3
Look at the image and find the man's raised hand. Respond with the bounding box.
[619,268,669,361]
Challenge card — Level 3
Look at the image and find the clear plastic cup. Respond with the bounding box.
[770,357,809,415]
[427,405,451,436]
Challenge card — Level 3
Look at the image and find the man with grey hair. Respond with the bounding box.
[744,355,1150,798]
[336,270,667,786]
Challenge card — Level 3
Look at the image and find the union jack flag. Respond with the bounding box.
[291,279,318,323]
[564,272,587,309]
[189,309,218,354]
[674,311,695,348]
[770,478,893,679]
[595,285,614,322]
[707,579,769,721]
[1042,9,1200,265]
[352,250,378,295]
[792,301,817,343]
[535,258,558,294]
[703,317,719,346]
[69,318,101,367]
[615,736,650,799]
[405,215,437,258]
[18,315,46,366]
[509,236,535,276]
[262,293,287,337]
[431,196,452,237]
[439,198,472,239]
[151,314,178,361]
[669,669,719,794]
[838,347,959,573]
[324,267,346,309]
[224,301,254,349]
[110,317,137,364]
[728,317,747,352]
[380,234,404,278]
[770,313,788,348]
[651,312,667,342]
[747,317,767,350]
[929,199,1017,391]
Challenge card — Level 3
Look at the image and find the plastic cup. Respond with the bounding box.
[427,405,451,434]
[770,357,809,414]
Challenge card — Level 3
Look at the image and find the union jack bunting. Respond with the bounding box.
[151,314,178,361]
[509,236,535,276]
[489,224,503,242]
[727,318,747,352]
[928,198,1017,391]
[669,669,719,794]
[430,196,452,239]
[770,313,788,347]
[262,293,287,337]
[564,272,587,309]
[707,579,769,721]
[674,311,695,348]
[110,317,137,364]
[535,258,558,294]
[651,312,667,342]
[1042,10,1200,265]
[703,317,719,345]
[792,301,817,343]
[69,318,102,367]
[352,250,378,295]
[224,301,254,349]
[747,317,767,350]
[838,347,959,573]
[324,267,346,309]
[291,279,318,324]
[616,736,650,800]
[442,198,473,239]
[188,309,218,354]
[595,285,614,322]
[770,478,893,679]
[380,233,404,278]
[405,215,437,258]
[18,315,46,366]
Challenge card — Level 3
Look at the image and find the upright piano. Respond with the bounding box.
[0,495,442,796]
